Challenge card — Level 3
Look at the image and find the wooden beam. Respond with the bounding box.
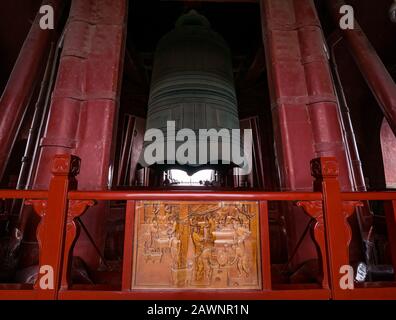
[124,46,149,90]
[160,0,258,3]
[236,47,266,89]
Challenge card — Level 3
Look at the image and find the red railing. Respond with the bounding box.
[0,154,395,300]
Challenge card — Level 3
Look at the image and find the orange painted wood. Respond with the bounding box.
[259,201,272,290]
[385,200,396,280]
[0,290,46,300]
[31,154,80,299]
[58,289,331,300]
[297,201,329,289]
[2,155,396,299]
[60,200,95,290]
[121,200,135,291]
[311,157,348,299]
[341,192,396,201]
[334,287,396,300]
[0,190,48,199]
[68,191,322,201]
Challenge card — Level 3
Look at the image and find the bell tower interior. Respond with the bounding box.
[0,0,395,297]
[114,1,274,190]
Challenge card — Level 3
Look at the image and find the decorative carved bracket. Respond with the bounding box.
[341,201,364,247]
[61,200,96,289]
[25,200,48,247]
[68,200,95,221]
[26,199,48,218]
[25,199,48,289]
[297,201,323,219]
[297,200,328,289]
[296,200,364,289]
[25,199,96,290]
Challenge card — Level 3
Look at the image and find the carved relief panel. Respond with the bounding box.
[132,201,261,290]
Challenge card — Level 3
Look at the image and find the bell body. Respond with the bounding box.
[142,10,240,172]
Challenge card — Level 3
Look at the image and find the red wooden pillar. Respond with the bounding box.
[296,0,351,189]
[260,0,352,266]
[32,0,128,269]
[326,0,396,137]
[0,0,64,180]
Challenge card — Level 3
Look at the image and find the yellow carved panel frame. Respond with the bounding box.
[132,201,262,290]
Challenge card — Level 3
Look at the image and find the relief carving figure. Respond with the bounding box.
[132,201,261,290]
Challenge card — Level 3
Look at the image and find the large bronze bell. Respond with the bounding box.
[141,10,240,174]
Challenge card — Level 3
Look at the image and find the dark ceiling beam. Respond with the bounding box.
[124,47,150,91]
[326,0,396,137]
[160,0,258,3]
[236,46,266,90]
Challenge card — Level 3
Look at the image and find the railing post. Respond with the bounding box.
[311,157,360,299]
[385,200,396,280]
[29,154,80,299]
